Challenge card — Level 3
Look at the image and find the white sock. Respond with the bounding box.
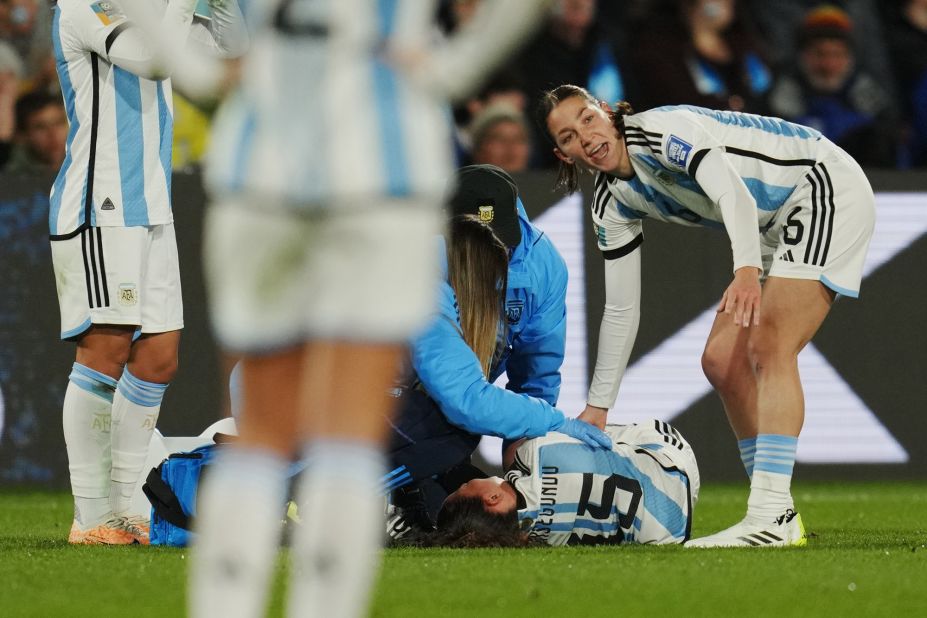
[746,434,798,522]
[188,447,288,618]
[63,363,117,528]
[287,441,385,618]
[110,369,167,516]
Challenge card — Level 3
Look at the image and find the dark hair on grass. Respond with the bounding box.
[397,496,535,549]
[535,84,635,194]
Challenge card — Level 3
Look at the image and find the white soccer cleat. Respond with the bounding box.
[685,509,807,548]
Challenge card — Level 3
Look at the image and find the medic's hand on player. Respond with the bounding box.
[557,417,612,450]
[718,266,762,328]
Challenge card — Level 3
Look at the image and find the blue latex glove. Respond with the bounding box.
[557,417,613,449]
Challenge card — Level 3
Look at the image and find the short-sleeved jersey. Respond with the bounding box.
[206,0,454,205]
[506,423,696,545]
[591,105,832,254]
[51,0,174,236]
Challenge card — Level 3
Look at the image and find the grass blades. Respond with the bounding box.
[1,482,925,617]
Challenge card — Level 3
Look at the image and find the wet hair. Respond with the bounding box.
[536,84,635,193]
[447,215,509,379]
[405,496,533,548]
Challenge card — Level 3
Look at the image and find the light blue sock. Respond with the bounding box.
[738,437,756,479]
[753,434,798,478]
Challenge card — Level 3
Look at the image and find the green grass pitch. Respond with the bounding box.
[1,482,925,617]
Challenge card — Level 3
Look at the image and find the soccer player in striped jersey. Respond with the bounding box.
[189,2,552,617]
[540,85,875,548]
[434,421,698,547]
[49,0,247,545]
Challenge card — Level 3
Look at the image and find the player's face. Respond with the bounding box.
[546,96,628,176]
[453,477,516,514]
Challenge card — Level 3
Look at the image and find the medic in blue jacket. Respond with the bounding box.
[384,167,610,515]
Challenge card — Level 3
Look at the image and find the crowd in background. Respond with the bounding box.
[2,0,927,176]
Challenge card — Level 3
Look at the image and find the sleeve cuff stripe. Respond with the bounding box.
[105,23,129,55]
[688,148,710,177]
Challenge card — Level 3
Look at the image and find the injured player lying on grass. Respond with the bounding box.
[395,421,703,547]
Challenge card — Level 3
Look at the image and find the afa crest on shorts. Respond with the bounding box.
[118,283,138,307]
[506,299,524,324]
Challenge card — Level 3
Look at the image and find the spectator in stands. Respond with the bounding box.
[0,0,55,95]
[749,0,895,97]
[768,5,898,167]
[514,0,629,167]
[885,0,927,167]
[0,66,17,170]
[452,68,529,164]
[3,90,66,174]
[468,104,532,173]
[630,0,772,114]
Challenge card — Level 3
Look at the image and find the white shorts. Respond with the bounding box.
[50,224,184,340]
[204,196,443,352]
[762,149,875,298]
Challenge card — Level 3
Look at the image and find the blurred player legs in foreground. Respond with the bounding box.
[188,1,552,616]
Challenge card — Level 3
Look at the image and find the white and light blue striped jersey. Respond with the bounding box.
[206,0,549,205]
[506,423,697,546]
[50,0,174,236]
[591,105,833,255]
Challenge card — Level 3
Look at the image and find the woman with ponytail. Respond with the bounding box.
[385,166,612,535]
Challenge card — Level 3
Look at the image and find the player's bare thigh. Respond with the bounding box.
[750,277,834,361]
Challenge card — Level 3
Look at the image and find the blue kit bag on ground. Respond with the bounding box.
[142,443,220,547]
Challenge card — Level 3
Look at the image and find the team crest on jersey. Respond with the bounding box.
[506,299,524,324]
[666,135,693,168]
[478,204,495,223]
[118,283,138,307]
[91,2,126,26]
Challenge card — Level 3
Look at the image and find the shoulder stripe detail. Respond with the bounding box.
[625,127,663,153]
[724,147,815,167]
[625,140,662,154]
[688,148,710,177]
[512,451,531,476]
[104,22,129,55]
[602,232,643,260]
[625,126,663,139]
[592,173,610,219]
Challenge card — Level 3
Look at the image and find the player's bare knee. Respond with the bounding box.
[75,338,132,379]
[701,339,739,390]
[129,354,179,384]
[746,331,793,373]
